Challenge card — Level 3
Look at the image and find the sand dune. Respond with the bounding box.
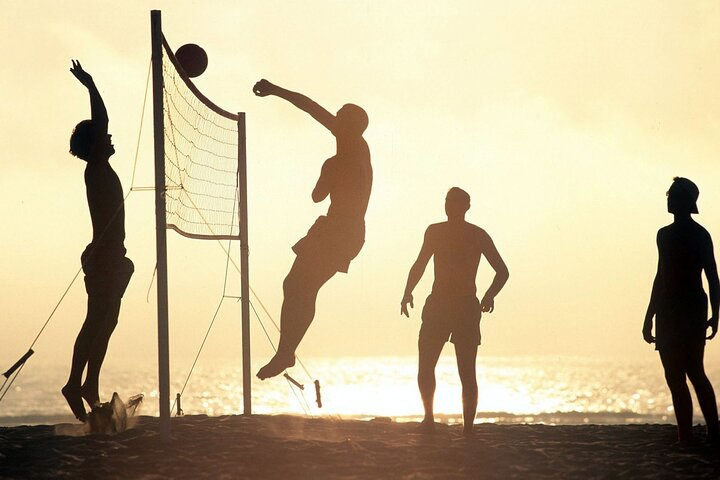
[2,415,720,479]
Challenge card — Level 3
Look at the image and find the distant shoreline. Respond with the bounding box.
[0,355,700,425]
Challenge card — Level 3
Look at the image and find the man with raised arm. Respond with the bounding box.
[62,60,134,422]
[253,79,372,380]
[401,188,508,435]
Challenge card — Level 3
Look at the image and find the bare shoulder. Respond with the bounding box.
[322,155,338,169]
[426,222,445,237]
[692,221,713,244]
[420,222,445,250]
[656,224,672,242]
[693,220,711,235]
[657,223,673,233]
[467,223,491,243]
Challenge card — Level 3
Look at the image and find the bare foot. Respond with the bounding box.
[257,353,295,380]
[463,426,474,437]
[707,425,719,444]
[61,384,87,422]
[80,383,100,408]
[417,419,436,433]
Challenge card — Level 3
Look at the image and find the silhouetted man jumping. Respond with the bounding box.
[401,188,508,435]
[62,60,133,422]
[253,79,372,380]
[643,177,719,445]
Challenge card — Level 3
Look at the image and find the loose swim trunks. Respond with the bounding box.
[292,215,365,273]
[81,245,134,299]
[419,294,482,347]
[656,290,708,351]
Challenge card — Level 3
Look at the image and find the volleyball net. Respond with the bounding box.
[161,37,241,240]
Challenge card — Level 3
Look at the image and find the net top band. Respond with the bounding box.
[162,36,240,122]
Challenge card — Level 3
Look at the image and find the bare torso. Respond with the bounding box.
[657,220,710,301]
[323,137,372,222]
[428,221,488,298]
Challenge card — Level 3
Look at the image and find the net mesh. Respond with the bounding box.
[162,40,240,239]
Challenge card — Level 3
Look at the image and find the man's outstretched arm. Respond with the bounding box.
[480,235,509,313]
[70,60,108,133]
[253,79,337,134]
[401,228,434,317]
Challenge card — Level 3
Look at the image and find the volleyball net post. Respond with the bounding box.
[150,10,251,442]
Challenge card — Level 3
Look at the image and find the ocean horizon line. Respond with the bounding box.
[0,355,704,427]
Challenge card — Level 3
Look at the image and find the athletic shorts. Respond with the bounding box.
[419,295,482,347]
[83,256,134,299]
[656,292,708,351]
[292,215,365,273]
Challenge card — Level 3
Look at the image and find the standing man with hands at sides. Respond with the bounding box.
[252,79,372,380]
[62,61,134,422]
[401,187,508,435]
[643,177,719,445]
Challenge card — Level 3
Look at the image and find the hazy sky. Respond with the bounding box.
[3,1,720,380]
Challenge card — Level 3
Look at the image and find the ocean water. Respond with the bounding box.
[1,355,717,427]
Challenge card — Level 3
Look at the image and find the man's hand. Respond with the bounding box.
[70,60,94,89]
[706,316,719,340]
[400,293,414,317]
[480,295,494,313]
[253,79,276,97]
[642,319,655,344]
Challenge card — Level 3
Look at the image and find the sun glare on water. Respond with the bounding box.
[0,356,682,425]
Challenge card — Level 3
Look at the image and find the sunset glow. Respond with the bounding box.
[2,0,720,417]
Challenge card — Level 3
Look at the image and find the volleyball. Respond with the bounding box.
[175,43,208,78]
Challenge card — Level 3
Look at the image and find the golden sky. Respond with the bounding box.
[2,1,720,375]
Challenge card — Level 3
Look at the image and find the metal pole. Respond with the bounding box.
[151,9,171,441]
[238,113,251,415]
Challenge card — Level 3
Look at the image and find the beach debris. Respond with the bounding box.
[87,392,144,435]
[314,380,322,408]
[371,416,393,423]
[283,373,304,390]
[176,393,184,416]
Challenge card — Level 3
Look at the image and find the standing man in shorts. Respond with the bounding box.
[62,61,134,422]
[401,187,508,435]
[643,177,719,444]
[253,79,372,380]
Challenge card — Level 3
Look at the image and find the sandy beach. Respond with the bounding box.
[1,415,719,479]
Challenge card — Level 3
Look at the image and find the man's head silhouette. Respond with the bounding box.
[336,103,368,136]
[446,187,470,219]
[70,120,114,163]
[667,177,699,215]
